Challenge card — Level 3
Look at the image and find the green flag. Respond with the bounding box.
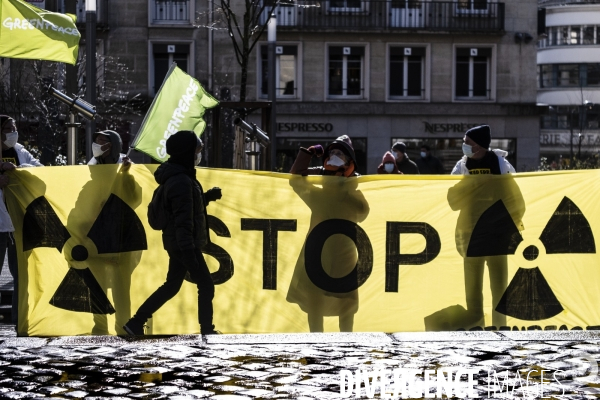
[0,0,80,65]
[132,63,219,162]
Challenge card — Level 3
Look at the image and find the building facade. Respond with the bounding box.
[228,0,541,173]
[21,0,540,172]
[537,0,600,166]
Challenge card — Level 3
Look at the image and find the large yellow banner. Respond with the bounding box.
[5,166,600,336]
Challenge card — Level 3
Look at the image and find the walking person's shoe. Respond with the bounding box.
[123,319,145,336]
[201,324,221,335]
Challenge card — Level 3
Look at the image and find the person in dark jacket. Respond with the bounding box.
[377,151,402,174]
[124,131,222,335]
[415,144,444,174]
[88,130,131,166]
[392,141,419,174]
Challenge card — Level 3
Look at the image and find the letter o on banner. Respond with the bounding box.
[305,219,373,293]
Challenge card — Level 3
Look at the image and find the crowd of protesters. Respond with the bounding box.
[0,112,512,335]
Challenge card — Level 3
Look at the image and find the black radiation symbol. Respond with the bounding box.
[22,195,148,314]
[466,196,595,321]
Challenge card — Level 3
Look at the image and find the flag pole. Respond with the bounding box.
[129,62,178,150]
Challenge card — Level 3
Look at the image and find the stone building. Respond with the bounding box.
[23,0,540,172]
[537,0,600,166]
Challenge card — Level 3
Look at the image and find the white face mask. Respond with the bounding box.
[462,143,474,158]
[326,155,346,167]
[195,152,202,166]
[384,164,395,173]
[4,131,18,148]
[92,142,106,157]
[420,151,427,158]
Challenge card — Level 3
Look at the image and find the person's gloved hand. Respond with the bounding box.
[205,187,222,203]
[307,145,324,157]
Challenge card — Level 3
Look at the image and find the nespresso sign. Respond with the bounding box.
[278,122,334,133]
[424,122,481,134]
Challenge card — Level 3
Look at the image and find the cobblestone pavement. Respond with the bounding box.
[2,324,600,399]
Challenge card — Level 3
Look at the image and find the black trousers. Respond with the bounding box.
[134,247,214,330]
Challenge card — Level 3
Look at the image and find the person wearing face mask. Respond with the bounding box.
[88,130,132,167]
[451,125,515,175]
[376,151,402,174]
[0,115,43,326]
[415,144,445,174]
[0,115,43,168]
[290,135,359,177]
[391,142,419,174]
[123,131,222,336]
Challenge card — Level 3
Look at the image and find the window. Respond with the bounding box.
[583,26,596,45]
[587,64,600,86]
[259,44,299,99]
[557,64,579,86]
[388,46,425,99]
[456,0,488,13]
[539,64,554,88]
[328,46,365,99]
[455,47,492,100]
[150,0,191,24]
[150,43,190,95]
[329,0,363,10]
[570,26,581,44]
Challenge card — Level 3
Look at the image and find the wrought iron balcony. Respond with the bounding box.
[264,0,505,32]
[151,0,191,24]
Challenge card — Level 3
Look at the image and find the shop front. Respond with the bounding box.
[272,113,538,174]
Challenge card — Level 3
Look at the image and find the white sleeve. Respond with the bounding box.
[87,158,98,165]
[17,147,43,167]
[451,160,464,175]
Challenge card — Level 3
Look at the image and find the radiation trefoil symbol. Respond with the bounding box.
[22,195,147,314]
[466,196,596,321]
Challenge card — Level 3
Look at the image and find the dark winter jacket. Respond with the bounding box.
[415,155,444,174]
[154,162,209,252]
[396,155,420,175]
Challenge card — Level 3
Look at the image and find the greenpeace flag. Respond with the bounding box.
[131,63,219,162]
[0,0,80,65]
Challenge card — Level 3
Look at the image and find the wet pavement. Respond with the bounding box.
[2,324,600,399]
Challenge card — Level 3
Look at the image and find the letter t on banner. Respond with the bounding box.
[241,218,297,290]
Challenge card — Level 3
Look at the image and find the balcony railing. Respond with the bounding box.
[152,0,190,23]
[263,0,504,32]
[75,0,109,27]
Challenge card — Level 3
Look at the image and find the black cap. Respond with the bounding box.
[392,141,406,153]
[325,135,357,167]
[166,130,198,169]
[465,125,491,149]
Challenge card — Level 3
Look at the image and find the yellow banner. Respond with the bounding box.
[6,166,600,336]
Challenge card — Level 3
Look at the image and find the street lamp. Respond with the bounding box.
[85,0,97,162]
[268,14,277,171]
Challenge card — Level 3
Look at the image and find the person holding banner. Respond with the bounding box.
[88,130,131,167]
[288,136,370,332]
[124,131,221,336]
[447,125,524,329]
[0,114,43,325]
